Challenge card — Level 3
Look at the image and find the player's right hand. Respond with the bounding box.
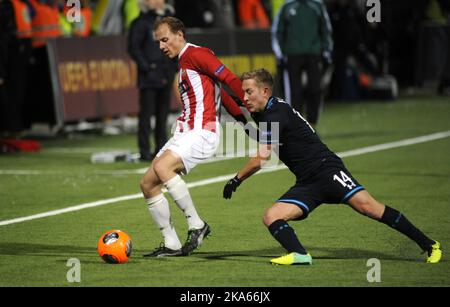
[223,175,242,199]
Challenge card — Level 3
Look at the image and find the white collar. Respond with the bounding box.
[178,43,191,59]
[178,43,200,59]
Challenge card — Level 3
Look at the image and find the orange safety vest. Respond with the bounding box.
[63,6,92,37]
[76,7,92,37]
[30,0,61,48]
[11,0,32,39]
[237,0,270,29]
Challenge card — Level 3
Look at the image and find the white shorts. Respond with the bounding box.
[156,129,220,174]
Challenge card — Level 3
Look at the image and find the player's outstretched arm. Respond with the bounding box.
[223,144,272,199]
[193,48,247,109]
[221,89,247,124]
[192,48,258,138]
[222,89,260,141]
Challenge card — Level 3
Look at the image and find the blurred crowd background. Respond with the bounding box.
[1,0,450,140]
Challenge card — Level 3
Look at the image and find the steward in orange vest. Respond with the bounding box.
[74,6,92,37]
[237,0,270,29]
[0,0,34,135]
[29,0,61,48]
[12,0,33,39]
[62,1,92,37]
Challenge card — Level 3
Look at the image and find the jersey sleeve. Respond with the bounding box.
[191,48,247,109]
[221,89,245,119]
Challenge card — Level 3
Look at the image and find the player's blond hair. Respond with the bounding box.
[241,69,274,90]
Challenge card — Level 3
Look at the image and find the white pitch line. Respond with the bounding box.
[338,130,450,158]
[0,170,50,175]
[1,130,449,227]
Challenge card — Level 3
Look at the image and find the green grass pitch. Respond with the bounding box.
[0,95,449,286]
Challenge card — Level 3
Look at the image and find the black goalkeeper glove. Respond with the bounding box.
[223,175,242,199]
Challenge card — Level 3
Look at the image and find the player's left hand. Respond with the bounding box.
[223,175,242,199]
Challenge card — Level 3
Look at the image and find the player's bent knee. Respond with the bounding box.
[140,168,161,193]
[262,207,278,226]
[152,158,180,182]
[262,213,276,227]
[262,204,302,226]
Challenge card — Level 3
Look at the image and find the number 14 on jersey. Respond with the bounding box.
[333,171,357,190]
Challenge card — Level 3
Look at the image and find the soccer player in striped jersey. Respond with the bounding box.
[140,17,248,257]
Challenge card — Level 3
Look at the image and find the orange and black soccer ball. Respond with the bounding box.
[97,230,132,264]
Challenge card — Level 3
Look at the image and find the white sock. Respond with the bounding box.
[146,194,182,250]
[164,175,205,230]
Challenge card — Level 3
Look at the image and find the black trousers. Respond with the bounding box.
[0,39,31,134]
[287,55,322,125]
[138,86,171,159]
[24,46,55,128]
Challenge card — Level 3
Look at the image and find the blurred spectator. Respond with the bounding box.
[13,0,33,39]
[270,0,285,19]
[75,1,93,36]
[212,0,236,29]
[381,0,428,88]
[23,0,62,128]
[273,0,333,128]
[175,0,234,28]
[0,0,17,136]
[237,0,270,29]
[29,0,61,47]
[59,4,73,36]
[128,0,176,161]
[123,0,140,31]
[327,0,379,100]
[425,0,450,95]
[92,0,125,35]
[0,44,5,88]
[425,0,449,24]
[59,0,93,37]
[91,0,141,35]
[0,0,33,137]
[70,0,93,36]
[92,0,123,35]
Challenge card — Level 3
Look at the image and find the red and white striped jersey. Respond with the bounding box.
[176,43,245,133]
